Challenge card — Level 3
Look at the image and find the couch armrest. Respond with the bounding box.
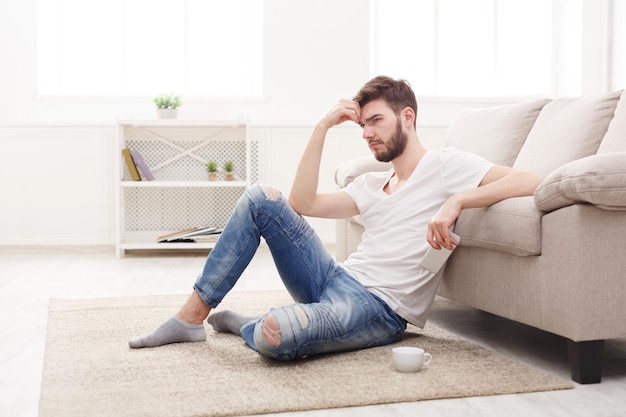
[334,157,391,187]
[534,152,626,212]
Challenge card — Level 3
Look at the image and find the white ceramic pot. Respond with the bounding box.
[156,108,178,119]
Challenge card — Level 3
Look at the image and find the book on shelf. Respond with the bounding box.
[192,234,221,243]
[130,150,155,181]
[157,227,223,243]
[121,148,141,181]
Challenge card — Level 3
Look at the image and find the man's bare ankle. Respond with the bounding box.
[175,312,205,325]
[176,291,211,324]
[176,305,210,324]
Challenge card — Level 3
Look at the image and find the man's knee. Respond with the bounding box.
[260,313,281,346]
[245,184,282,205]
[259,184,281,201]
[253,308,302,361]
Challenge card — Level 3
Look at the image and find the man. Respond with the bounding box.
[129,76,542,360]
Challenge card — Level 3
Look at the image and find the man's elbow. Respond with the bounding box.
[288,195,310,215]
[287,195,301,212]
[518,171,544,196]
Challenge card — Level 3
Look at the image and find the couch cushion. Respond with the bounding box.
[335,156,391,187]
[598,90,626,153]
[444,99,549,166]
[513,90,622,176]
[534,152,626,212]
[455,196,542,256]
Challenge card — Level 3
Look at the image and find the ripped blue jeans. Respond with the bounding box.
[193,184,406,360]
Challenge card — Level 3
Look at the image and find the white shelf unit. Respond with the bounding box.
[115,120,256,257]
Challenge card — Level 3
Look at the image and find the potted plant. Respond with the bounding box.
[224,160,234,181]
[153,93,182,119]
[206,161,218,181]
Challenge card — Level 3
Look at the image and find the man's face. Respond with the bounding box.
[358,99,408,162]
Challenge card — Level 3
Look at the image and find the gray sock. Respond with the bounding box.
[128,316,206,348]
[207,310,261,336]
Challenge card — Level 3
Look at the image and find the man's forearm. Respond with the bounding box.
[288,99,361,215]
[288,123,329,213]
[427,169,542,249]
[454,170,543,209]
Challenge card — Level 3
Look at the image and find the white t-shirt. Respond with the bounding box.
[342,147,494,327]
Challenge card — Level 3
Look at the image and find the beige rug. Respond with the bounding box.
[39,291,572,417]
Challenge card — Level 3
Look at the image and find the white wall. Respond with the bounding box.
[0,0,622,245]
[0,125,115,244]
[612,0,626,88]
[0,0,371,125]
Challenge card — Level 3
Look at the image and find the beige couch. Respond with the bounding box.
[334,90,626,384]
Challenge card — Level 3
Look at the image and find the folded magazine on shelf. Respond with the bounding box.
[157,227,223,243]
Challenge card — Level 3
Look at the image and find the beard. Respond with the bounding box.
[371,118,408,162]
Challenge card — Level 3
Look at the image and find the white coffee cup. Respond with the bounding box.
[391,347,432,373]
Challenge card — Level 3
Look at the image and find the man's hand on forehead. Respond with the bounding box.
[319,99,361,129]
[340,99,361,123]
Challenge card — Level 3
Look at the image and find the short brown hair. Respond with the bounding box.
[353,76,418,125]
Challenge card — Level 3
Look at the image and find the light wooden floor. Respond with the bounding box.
[1,245,625,417]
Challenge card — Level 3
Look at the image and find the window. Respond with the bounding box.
[36,0,263,97]
[372,0,580,97]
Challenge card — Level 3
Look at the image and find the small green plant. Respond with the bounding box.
[153,93,182,109]
[224,160,234,180]
[207,160,218,180]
